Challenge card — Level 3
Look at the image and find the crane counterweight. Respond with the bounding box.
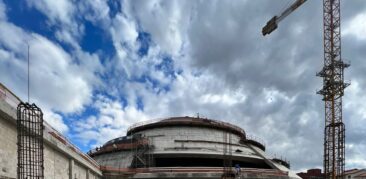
[262,16,278,36]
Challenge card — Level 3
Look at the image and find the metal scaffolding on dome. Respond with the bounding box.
[222,131,234,178]
[132,135,154,168]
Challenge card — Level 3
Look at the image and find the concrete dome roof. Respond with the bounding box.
[126,116,246,140]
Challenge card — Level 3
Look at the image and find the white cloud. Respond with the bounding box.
[27,0,84,47]
[73,95,149,146]
[0,8,102,134]
[43,109,69,134]
[89,0,366,171]
[2,0,366,171]
[200,93,238,105]
[110,13,138,50]
[125,0,191,56]
[0,1,104,114]
[26,34,93,113]
[344,12,366,40]
[55,29,79,48]
[26,0,113,48]
[0,22,30,54]
[26,0,74,25]
[78,0,110,26]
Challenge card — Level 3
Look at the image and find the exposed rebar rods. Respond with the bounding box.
[17,102,44,179]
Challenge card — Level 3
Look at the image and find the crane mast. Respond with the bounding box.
[318,0,348,178]
[262,1,348,179]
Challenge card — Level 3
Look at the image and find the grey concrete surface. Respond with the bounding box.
[0,99,102,179]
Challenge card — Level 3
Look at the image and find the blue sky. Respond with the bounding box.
[0,0,366,171]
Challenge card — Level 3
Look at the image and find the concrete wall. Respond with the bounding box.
[92,126,267,170]
[93,151,134,168]
[44,144,69,179]
[74,161,87,179]
[345,169,366,179]
[138,126,258,158]
[0,104,17,178]
[0,100,102,179]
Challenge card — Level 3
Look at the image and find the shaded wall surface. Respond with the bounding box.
[0,99,102,179]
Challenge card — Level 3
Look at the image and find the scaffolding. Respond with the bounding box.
[17,102,44,179]
[222,131,234,178]
[132,135,153,168]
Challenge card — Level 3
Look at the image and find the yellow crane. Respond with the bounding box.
[262,0,349,179]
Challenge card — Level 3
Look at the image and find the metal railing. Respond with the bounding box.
[246,134,266,147]
[127,117,246,136]
[43,121,100,168]
[100,167,289,176]
[127,118,165,132]
[207,118,246,136]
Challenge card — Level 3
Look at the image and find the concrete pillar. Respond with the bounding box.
[69,159,74,179]
[86,169,90,179]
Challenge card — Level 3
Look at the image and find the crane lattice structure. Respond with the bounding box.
[262,0,349,178]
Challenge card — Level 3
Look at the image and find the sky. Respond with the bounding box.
[0,0,365,172]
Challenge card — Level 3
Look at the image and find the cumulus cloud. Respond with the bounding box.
[2,0,366,171]
[0,25,94,113]
[43,109,69,134]
[344,11,366,40]
[78,0,110,26]
[110,13,138,53]
[125,0,191,56]
[73,95,149,146]
[26,0,74,25]
[92,0,366,170]
[0,2,102,134]
[28,35,91,111]
[26,0,83,47]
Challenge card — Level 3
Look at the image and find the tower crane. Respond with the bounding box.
[262,0,349,179]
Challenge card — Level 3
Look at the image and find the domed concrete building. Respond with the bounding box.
[0,83,300,179]
[88,116,300,179]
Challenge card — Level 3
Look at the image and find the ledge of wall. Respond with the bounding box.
[0,99,102,177]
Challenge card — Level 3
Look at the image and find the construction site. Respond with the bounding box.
[0,83,299,178]
[0,0,364,178]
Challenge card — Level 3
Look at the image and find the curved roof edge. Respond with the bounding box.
[127,116,246,139]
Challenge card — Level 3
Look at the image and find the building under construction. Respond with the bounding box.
[0,83,300,178]
[89,117,300,179]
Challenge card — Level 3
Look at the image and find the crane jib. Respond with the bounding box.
[262,16,278,36]
[262,0,307,36]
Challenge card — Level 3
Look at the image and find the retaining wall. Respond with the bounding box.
[0,98,102,179]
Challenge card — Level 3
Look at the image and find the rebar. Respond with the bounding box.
[17,102,44,179]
